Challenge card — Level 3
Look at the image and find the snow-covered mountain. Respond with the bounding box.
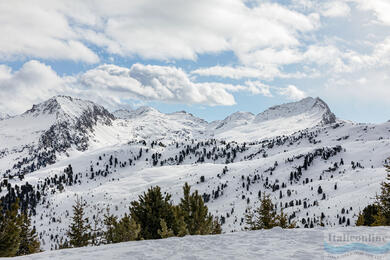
[0,112,10,120]
[0,95,389,251]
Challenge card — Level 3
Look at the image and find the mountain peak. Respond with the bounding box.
[254,97,336,125]
[0,112,10,120]
[23,95,114,121]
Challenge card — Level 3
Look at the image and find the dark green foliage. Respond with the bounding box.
[245,193,295,230]
[104,212,141,243]
[130,186,176,240]
[356,204,380,226]
[357,161,390,226]
[0,201,22,257]
[177,183,220,235]
[16,213,41,256]
[68,197,91,247]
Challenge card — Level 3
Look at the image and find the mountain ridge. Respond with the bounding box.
[0,95,389,251]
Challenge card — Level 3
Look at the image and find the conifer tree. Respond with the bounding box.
[103,210,118,244]
[16,213,40,256]
[256,193,277,229]
[246,193,295,230]
[173,207,189,237]
[0,200,22,257]
[158,219,174,238]
[211,217,222,234]
[115,213,141,242]
[130,186,175,239]
[374,163,390,225]
[178,183,215,235]
[356,204,380,226]
[357,161,390,226]
[68,197,91,247]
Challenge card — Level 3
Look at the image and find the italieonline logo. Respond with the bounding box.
[324,231,390,258]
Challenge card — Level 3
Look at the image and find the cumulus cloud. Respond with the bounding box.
[80,64,238,106]
[278,85,307,100]
[244,81,273,97]
[352,0,390,26]
[0,61,68,113]
[0,61,280,114]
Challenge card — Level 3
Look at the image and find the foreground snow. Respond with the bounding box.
[13,227,390,260]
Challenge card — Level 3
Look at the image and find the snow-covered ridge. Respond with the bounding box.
[254,97,336,124]
[0,112,10,120]
[0,95,338,176]
[1,95,390,252]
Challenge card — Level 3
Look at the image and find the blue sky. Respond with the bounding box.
[0,0,389,123]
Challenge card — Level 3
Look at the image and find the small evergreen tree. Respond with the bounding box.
[357,161,390,226]
[16,213,40,256]
[356,204,380,226]
[130,186,175,239]
[177,183,217,235]
[158,219,174,238]
[115,213,141,242]
[0,201,22,257]
[103,209,118,244]
[68,197,91,247]
[246,193,295,230]
[374,163,390,225]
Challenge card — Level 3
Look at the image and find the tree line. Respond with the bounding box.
[64,183,222,248]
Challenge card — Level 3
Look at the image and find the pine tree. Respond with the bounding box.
[130,186,175,239]
[277,209,287,228]
[356,204,380,226]
[68,197,91,247]
[115,213,141,242]
[158,219,174,238]
[0,200,22,257]
[103,210,118,244]
[16,213,40,256]
[375,163,390,225]
[177,183,214,235]
[211,217,222,234]
[246,193,295,230]
[173,207,189,237]
[358,161,390,226]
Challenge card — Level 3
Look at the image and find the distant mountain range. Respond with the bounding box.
[0,95,389,251]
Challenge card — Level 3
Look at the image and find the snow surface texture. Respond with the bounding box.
[13,227,390,260]
[0,96,389,251]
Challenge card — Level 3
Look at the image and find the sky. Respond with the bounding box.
[0,0,389,123]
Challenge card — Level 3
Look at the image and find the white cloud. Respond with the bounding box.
[0,2,99,63]
[320,1,351,17]
[0,61,67,113]
[80,64,238,106]
[192,66,282,80]
[0,0,318,63]
[0,61,279,114]
[244,81,273,97]
[278,85,307,100]
[352,0,390,26]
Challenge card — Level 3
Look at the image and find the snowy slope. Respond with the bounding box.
[0,95,389,252]
[13,227,390,260]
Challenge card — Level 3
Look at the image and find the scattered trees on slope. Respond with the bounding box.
[64,183,221,249]
[245,193,295,230]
